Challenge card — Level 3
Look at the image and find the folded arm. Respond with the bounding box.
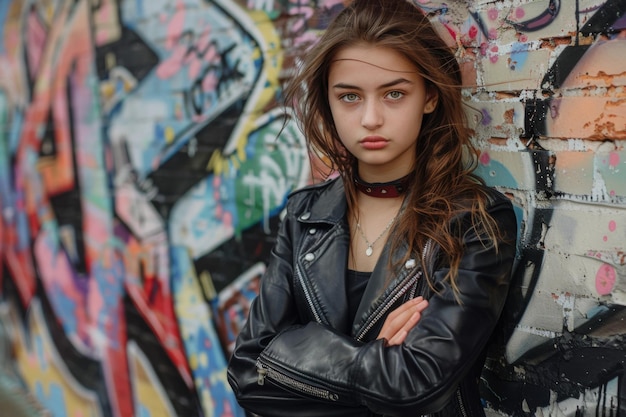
[228,196,517,417]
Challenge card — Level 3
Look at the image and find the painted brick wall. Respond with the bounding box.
[0,1,624,416]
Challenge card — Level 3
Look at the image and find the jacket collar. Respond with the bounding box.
[305,176,347,225]
[296,177,419,338]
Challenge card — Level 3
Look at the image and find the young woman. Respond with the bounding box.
[227,0,518,416]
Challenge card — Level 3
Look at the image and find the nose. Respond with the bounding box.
[361,100,383,130]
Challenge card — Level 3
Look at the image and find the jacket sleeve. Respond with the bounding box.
[231,195,518,417]
[226,195,372,417]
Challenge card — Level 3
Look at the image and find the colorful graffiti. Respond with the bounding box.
[0,1,624,416]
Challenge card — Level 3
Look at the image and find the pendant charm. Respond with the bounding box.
[365,246,373,256]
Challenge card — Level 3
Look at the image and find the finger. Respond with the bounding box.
[414,299,428,313]
[384,299,428,331]
[386,329,408,347]
[386,311,422,346]
[377,299,428,341]
[385,297,424,321]
[378,308,417,340]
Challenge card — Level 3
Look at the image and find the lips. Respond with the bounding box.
[360,136,389,150]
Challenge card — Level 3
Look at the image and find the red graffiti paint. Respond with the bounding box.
[469,25,478,39]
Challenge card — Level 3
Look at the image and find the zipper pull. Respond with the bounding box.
[257,365,268,386]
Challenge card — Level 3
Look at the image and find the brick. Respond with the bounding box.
[480,47,552,91]
[504,0,578,41]
[544,201,626,254]
[467,99,525,137]
[475,149,537,190]
[553,150,594,195]
[596,150,626,198]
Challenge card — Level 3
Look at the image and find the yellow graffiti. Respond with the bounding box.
[128,342,176,417]
[207,8,284,176]
[172,250,234,417]
[7,299,102,417]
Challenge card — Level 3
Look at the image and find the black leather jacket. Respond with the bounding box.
[227,177,517,417]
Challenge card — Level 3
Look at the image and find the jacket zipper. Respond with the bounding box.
[355,241,431,342]
[408,240,432,299]
[295,263,325,324]
[355,269,422,342]
[256,359,340,401]
[456,386,469,417]
[422,239,433,267]
[263,242,433,400]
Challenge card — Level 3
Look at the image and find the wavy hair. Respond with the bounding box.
[283,0,502,290]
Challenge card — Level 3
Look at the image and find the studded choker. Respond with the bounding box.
[353,172,412,198]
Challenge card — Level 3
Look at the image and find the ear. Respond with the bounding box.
[424,87,438,114]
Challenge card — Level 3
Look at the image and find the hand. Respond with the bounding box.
[376,297,429,346]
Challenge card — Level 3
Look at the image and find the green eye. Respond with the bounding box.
[387,91,404,100]
[340,93,359,103]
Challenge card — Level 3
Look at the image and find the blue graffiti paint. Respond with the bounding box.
[474,159,519,189]
[35,382,68,417]
[170,245,245,417]
[0,2,9,55]
[509,42,530,71]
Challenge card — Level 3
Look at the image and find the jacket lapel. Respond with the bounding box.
[297,178,418,338]
[297,178,351,333]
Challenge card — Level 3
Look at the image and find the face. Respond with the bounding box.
[327,44,438,181]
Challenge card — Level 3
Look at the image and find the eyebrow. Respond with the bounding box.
[331,78,413,90]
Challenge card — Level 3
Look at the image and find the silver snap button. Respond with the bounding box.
[309,228,317,234]
[404,259,416,269]
[300,212,311,220]
[304,253,315,261]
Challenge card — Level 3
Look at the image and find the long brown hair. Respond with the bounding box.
[283,0,502,290]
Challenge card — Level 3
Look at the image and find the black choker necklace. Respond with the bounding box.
[354,173,412,198]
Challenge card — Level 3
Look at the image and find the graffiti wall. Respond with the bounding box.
[0,0,623,416]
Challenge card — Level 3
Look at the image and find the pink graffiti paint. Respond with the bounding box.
[595,264,616,295]
[223,210,233,228]
[609,152,620,168]
[165,5,186,49]
[608,220,617,232]
[489,45,499,63]
[156,46,187,79]
[515,8,526,19]
[479,152,491,165]
[203,72,218,92]
[222,400,236,417]
[488,8,499,20]
[188,28,213,79]
[603,220,616,240]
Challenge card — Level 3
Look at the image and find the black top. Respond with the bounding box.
[346,269,371,322]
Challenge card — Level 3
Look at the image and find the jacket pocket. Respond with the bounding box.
[256,356,350,403]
